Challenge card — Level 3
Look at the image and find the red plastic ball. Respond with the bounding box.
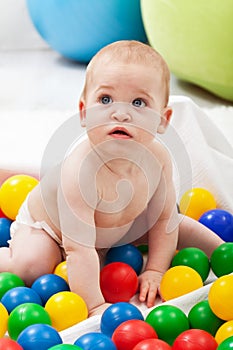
[112,319,158,350]
[0,338,23,350]
[172,329,218,349]
[100,262,138,303]
[133,338,171,349]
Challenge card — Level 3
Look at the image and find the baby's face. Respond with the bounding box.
[80,62,170,149]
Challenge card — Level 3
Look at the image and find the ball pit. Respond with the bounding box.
[215,320,233,345]
[0,217,12,247]
[31,273,70,305]
[17,324,62,350]
[159,265,203,301]
[105,244,143,275]
[74,332,117,350]
[0,338,23,350]
[172,329,218,350]
[210,242,233,277]
[179,188,216,220]
[8,302,51,340]
[0,174,38,220]
[100,262,138,303]
[100,302,144,337]
[132,338,172,349]
[45,291,88,331]
[188,300,224,336]
[208,274,233,321]
[0,302,8,337]
[112,319,158,350]
[199,209,233,242]
[171,247,210,281]
[1,286,42,313]
[26,0,147,62]
[0,272,25,299]
[145,305,189,345]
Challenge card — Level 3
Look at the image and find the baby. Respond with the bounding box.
[0,40,224,316]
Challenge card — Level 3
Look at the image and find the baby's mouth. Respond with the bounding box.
[109,127,132,139]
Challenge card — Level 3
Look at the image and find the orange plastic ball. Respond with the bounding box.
[0,175,38,220]
[179,188,217,220]
[160,266,203,301]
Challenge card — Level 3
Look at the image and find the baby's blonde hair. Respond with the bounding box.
[81,40,170,106]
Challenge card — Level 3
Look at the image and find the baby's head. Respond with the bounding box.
[79,40,172,137]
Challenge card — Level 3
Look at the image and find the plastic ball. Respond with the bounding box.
[210,242,233,277]
[160,265,203,301]
[31,274,70,305]
[105,244,143,275]
[1,286,42,313]
[44,291,88,331]
[53,261,68,283]
[26,0,147,62]
[100,262,138,303]
[100,302,144,337]
[179,188,216,220]
[74,332,117,350]
[0,175,38,220]
[199,209,233,242]
[8,302,51,340]
[172,329,218,349]
[0,207,8,218]
[188,300,224,336]
[132,338,172,349]
[208,274,233,320]
[17,324,62,350]
[0,338,23,350]
[215,320,233,344]
[48,345,83,350]
[217,336,233,349]
[0,217,12,247]
[145,305,189,345]
[0,302,8,337]
[0,272,25,299]
[112,319,158,350]
[171,247,210,281]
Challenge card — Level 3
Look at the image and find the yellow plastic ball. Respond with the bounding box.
[45,291,88,331]
[53,261,68,283]
[0,174,38,220]
[208,275,233,321]
[160,265,203,301]
[0,302,8,337]
[179,188,217,220]
[215,320,233,344]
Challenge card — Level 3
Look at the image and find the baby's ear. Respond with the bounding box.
[79,99,86,127]
[157,107,172,134]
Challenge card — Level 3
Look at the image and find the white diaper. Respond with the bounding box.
[10,196,63,248]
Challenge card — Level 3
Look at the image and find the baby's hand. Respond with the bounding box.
[89,302,112,317]
[138,269,163,308]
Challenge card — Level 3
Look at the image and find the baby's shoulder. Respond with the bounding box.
[150,139,172,166]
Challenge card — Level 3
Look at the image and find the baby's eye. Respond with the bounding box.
[132,98,146,108]
[100,95,113,104]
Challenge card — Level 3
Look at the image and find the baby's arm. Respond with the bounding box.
[138,149,179,307]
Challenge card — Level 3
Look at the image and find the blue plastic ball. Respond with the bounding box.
[17,324,62,350]
[100,302,144,337]
[199,209,233,242]
[1,286,42,313]
[105,244,143,275]
[0,218,12,247]
[31,274,70,305]
[74,332,117,350]
[26,0,147,62]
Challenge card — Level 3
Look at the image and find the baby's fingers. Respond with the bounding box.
[139,281,149,303]
[146,285,158,308]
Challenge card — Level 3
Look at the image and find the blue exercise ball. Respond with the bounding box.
[26,0,147,62]
[199,209,233,242]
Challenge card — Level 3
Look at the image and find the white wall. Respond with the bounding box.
[0,0,48,50]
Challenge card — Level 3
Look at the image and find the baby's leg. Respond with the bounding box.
[177,214,224,257]
[0,224,62,286]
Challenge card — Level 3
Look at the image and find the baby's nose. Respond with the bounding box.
[111,111,131,122]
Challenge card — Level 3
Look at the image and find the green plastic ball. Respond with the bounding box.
[145,304,189,345]
[8,302,51,340]
[171,247,210,281]
[0,272,25,299]
[210,242,233,277]
[217,335,233,349]
[48,345,83,350]
[188,300,224,336]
